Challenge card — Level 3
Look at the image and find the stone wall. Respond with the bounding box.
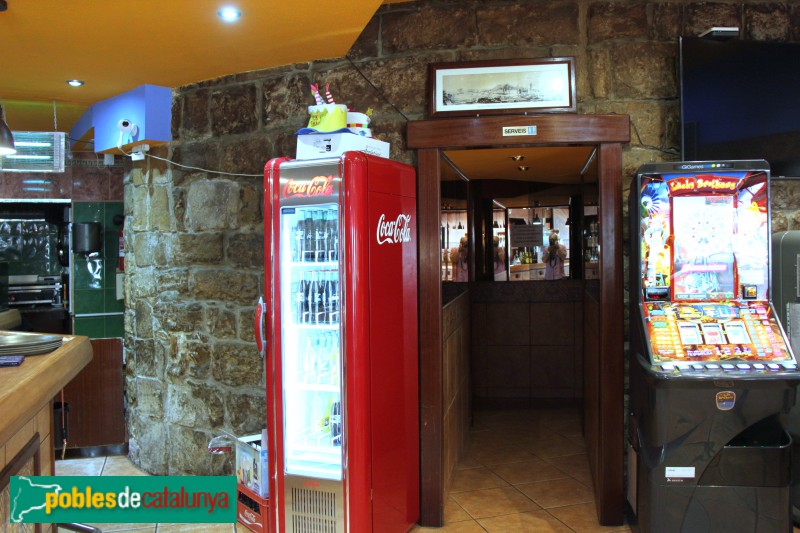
[126,0,800,474]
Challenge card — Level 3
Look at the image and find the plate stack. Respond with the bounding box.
[0,332,63,356]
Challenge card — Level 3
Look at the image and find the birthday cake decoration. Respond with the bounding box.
[297,83,373,137]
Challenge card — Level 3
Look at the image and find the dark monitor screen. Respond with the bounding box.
[680,37,800,178]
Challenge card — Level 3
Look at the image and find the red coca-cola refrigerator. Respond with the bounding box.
[256,152,419,533]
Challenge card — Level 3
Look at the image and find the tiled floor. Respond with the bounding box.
[54,456,247,533]
[410,407,632,533]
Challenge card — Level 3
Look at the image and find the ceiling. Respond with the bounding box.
[0,0,408,136]
[441,146,598,208]
[1,0,598,200]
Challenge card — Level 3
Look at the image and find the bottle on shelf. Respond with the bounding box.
[330,400,342,446]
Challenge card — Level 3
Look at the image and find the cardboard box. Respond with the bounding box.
[237,483,270,533]
[236,433,268,498]
[296,133,389,160]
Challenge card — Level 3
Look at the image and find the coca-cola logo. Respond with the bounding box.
[282,175,334,198]
[376,213,412,245]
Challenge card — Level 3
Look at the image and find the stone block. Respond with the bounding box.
[175,233,224,265]
[227,233,264,269]
[211,84,259,136]
[263,74,312,125]
[206,305,238,339]
[167,332,211,379]
[185,179,240,231]
[745,4,790,41]
[224,392,267,435]
[129,417,168,475]
[219,136,273,175]
[212,342,264,387]
[610,43,677,99]
[181,88,211,140]
[477,3,579,47]
[166,382,224,428]
[588,3,648,43]
[134,377,165,418]
[191,269,259,304]
[684,3,739,38]
[382,6,475,54]
[154,300,204,332]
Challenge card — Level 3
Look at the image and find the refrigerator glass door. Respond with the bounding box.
[280,203,343,480]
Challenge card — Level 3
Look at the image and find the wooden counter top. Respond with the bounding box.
[0,334,92,446]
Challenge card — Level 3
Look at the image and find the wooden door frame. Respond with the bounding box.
[407,114,630,526]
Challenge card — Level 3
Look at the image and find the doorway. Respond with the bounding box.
[407,114,630,527]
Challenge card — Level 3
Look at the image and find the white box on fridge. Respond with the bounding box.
[295,133,389,160]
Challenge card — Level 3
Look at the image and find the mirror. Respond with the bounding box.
[438,145,599,282]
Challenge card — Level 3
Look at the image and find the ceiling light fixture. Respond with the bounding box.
[0,104,16,155]
[517,165,529,172]
[67,79,85,87]
[218,5,241,22]
[510,155,525,161]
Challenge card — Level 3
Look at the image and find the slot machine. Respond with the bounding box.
[628,160,800,532]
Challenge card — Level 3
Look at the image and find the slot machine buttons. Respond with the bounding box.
[660,364,675,372]
[736,363,750,370]
[767,364,781,371]
[753,363,766,370]
[676,364,691,372]
[783,363,797,370]
[720,363,735,370]
[691,363,705,371]
[705,363,720,370]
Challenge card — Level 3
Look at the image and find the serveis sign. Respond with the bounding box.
[502,126,537,137]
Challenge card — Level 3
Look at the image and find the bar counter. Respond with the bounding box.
[0,333,92,509]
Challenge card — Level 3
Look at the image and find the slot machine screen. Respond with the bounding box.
[636,164,793,365]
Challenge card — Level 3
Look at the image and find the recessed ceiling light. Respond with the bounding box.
[67,80,84,87]
[218,5,241,22]
[510,155,525,161]
[518,165,529,172]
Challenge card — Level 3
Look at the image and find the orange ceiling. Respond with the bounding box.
[0,0,409,134]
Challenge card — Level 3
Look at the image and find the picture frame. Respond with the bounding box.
[428,57,576,118]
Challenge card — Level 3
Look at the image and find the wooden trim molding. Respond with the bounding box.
[408,114,629,527]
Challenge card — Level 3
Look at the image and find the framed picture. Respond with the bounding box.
[428,57,576,118]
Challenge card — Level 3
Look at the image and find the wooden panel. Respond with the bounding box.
[60,338,125,448]
[0,335,92,447]
[408,114,630,149]
[594,143,625,525]
[417,148,444,527]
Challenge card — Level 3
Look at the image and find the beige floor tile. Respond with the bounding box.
[467,444,536,466]
[489,457,569,485]
[102,456,150,476]
[517,477,594,509]
[454,455,482,470]
[156,524,236,532]
[526,435,586,459]
[546,453,593,485]
[443,496,472,523]
[451,486,541,519]
[478,510,574,532]
[449,466,509,493]
[55,457,106,476]
[548,502,632,533]
[410,520,487,532]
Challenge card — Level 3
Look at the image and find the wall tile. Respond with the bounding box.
[484,302,529,346]
[74,288,105,314]
[530,346,575,390]
[74,316,105,338]
[530,302,575,346]
[485,345,530,389]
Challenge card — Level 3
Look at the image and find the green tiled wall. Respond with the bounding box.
[72,201,124,339]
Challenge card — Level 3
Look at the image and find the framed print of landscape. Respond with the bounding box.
[428,57,576,117]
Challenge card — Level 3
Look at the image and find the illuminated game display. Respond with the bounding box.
[636,162,794,371]
[628,160,800,533]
